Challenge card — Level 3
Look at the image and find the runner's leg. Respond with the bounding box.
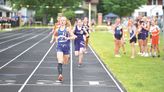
[57,52,64,81]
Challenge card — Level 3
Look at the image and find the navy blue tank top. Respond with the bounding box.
[57,27,69,44]
[114,25,123,39]
[74,25,84,40]
[82,24,89,34]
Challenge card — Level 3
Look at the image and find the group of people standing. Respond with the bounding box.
[50,16,90,82]
[113,16,161,58]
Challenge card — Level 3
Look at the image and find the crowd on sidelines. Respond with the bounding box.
[108,16,163,58]
[0,17,19,29]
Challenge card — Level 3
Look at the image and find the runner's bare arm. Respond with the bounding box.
[156,27,160,36]
[53,28,58,42]
[50,24,58,43]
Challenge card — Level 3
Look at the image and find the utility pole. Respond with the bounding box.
[162,0,164,31]
[89,1,91,26]
[85,0,92,26]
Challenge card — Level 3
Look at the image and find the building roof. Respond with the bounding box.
[0,5,12,12]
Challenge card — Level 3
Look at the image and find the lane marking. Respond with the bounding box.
[70,40,73,92]
[5,83,15,84]
[5,80,16,83]
[0,28,35,40]
[0,32,34,45]
[0,33,13,37]
[0,29,43,45]
[0,83,116,87]
[36,82,44,85]
[89,45,124,92]
[0,30,48,53]
[0,33,23,40]
[0,74,25,76]
[0,31,51,69]
[0,74,56,77]
[18,42,55,92]
[89,81,99,85]
[0,29,33,37]
[4,66,56,69]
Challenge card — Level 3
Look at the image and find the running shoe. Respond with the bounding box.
[153,53,157,57]
[137,52,142,55]
[141,53,145,56]
[149,53,152,56]
[131,56,135,59]
[78,63,82,67]
[115,55,121,57]
[58,74,63,82]
[144,53,149,57]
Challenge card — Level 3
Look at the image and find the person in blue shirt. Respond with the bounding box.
[113,18,123,57]
[53,16,76,82]
[73,19,89,67]
[128,19,137,58]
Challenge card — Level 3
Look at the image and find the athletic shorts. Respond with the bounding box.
[57,44,70,55]
[152,36,159,45]
[141,33,146,40]
[114,34,122,40]
[130,37,137,43]
[138,33,142,40]
[74,39,85,51]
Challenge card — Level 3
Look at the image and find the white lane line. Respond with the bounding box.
[0,32,23,40]
[0,32,34,45]
[89,45,124,92]
[0,29,42,45]
[18,42,55,92]
[0,29,33,38]
[0,74,25,76]
[0,84,116,87]
[89,81,99,85]
[0,30,47,53]
[0,32,13,37]
[70,41,73,92]
[0,31,51,70]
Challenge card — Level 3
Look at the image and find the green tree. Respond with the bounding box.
[63,9,76,24]
[8,0,81,24]
[63,10,75,20]
[97,0,148,17]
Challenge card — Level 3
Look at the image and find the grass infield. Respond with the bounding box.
[90,29,164,92]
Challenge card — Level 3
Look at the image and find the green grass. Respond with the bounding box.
[90,30,164,92]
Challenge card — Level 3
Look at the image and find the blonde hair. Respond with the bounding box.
[66,19,72,27]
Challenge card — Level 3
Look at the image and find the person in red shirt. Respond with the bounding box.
[83,17,90,53]
[150,19,160,57]
[50,16,61,43]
